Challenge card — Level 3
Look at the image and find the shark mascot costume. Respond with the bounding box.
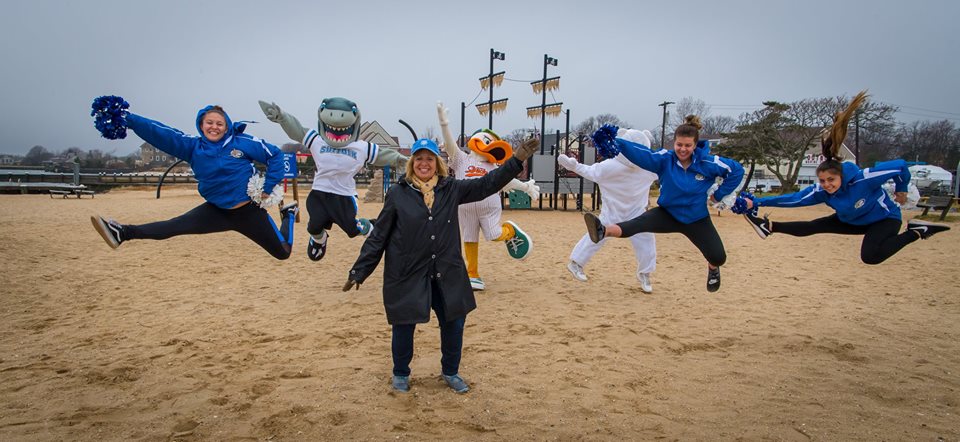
[259,98,408,262]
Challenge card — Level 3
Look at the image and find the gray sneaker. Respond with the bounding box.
[392,375,410,392]
[442,374,470,394]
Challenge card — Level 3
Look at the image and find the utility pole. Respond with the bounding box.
[658,101,674,149]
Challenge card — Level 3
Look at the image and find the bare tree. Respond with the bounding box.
[702,115,737,138]
[669,97,711,132]
[23,145,52,165]
[573,113,631,137]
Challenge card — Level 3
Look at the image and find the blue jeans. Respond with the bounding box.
[391,280,465,377]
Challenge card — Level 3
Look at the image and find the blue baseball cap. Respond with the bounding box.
[411,138,441,156]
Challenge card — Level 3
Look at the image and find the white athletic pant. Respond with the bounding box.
[569,232,656,274]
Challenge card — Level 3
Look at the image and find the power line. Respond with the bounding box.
[463,87,485,107]
[890,104,960,117]
[894,110,960,122]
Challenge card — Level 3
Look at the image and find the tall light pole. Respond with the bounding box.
[476,49,507,130]
[658,101,674,149]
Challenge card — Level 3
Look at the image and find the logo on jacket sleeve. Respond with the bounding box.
[230,149,244,158]
[854,198,865,209]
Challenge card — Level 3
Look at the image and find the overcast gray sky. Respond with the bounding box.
[2,0,958,156]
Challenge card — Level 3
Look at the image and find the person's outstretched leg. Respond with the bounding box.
[860,218,923,265]
[232,203,296,260]
[92,202,232,249]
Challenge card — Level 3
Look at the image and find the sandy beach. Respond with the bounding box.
[1,185,958,441]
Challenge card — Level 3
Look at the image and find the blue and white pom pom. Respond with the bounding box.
[731,191,758,215]
[591,124,621,159]
[91,95,130,140]
[246,173,285,208]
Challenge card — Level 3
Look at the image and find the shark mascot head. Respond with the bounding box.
[318,97,361,148]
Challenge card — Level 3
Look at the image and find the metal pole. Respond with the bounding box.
[576,133,584,211]
[460,102,466,148]
[540,55,549,155]
[488,48,495,129]
[658,101,674,149]
[553,129,561,209]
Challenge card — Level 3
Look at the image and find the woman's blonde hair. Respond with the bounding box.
[404,151,449,180]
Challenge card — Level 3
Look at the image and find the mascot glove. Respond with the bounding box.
[258,100,283,123]
[523,180,540,200]
[437,102,449,126]
[513,137,540,162]
[557,154,578,170]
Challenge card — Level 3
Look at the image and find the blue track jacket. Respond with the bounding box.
[616,138,745,224]
[126,106,283,209]
[755,160,911,225]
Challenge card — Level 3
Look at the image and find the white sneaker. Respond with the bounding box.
[469,277,485,291]
[566,261,588,282]
[637,272,653,293]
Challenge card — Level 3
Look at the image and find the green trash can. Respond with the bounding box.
[508,190,531,209]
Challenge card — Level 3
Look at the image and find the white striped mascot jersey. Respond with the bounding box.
[448,151,503,232]
[302,129,379,196]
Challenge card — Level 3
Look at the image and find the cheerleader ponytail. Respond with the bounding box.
[816,90,868,176]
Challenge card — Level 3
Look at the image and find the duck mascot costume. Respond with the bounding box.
[437,102,538,291]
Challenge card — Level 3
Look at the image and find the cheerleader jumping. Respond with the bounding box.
[89,97,297,260]
[738,91,950,264]
[584,116,744,292]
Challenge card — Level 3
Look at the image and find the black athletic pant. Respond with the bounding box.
[772,214,918,265]
[391,280,466,377]
[617,207,726,267]
[306,190,361,238]
[124,202,294,260]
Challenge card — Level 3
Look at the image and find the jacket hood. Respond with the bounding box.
[839,161,862,190]
[195,105,246,145]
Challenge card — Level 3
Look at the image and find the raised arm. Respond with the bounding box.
[457,138,538,204]
[858,159,911,191]
[616,138,667,175]
[258,100,308,143]
[753,184,826,209]
[437,102,460,163]
[557,153,608,183]
[369,146,408,169]
[126,113,197,162]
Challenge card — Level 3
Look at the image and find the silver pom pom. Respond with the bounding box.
[246,173,286,208]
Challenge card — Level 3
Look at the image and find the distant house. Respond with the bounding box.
[0,155,18,165]
[139,143,178,169]
[359,121,404,155]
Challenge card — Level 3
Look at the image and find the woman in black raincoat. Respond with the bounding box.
[344,137,537,394]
